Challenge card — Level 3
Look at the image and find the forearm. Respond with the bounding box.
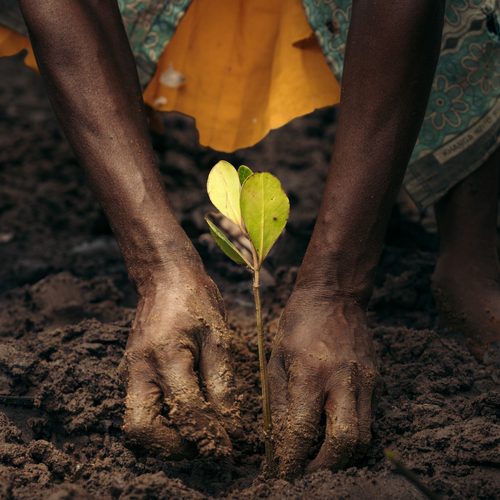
[296,0,445,306]
[18,0,202,291]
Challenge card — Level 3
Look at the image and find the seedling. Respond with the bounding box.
[206,160,290,474]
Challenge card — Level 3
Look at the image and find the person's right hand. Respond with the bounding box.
[118,270,243,460]
[269,291,382,479]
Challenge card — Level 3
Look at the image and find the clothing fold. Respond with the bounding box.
[2,0,500,208]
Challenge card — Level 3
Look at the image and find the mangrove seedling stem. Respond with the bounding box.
[253,268,274,474]
[206,161,289,476]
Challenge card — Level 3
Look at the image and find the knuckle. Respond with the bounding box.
[123,406,151,443]
[288,360,325,386]
[359,370,382,397]
[269,375,287,400]
[333,424,359,450]
[120,350,157,384]
[357,424,372,448]
[268,356,286,381]
[151,340,198,369]
[204,322,231,349]
[289,420,318,443]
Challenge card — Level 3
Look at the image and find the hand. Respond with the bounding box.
[269,292,381,479]
[119,270,242,460]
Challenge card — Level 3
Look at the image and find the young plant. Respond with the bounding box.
[206,160,290,473]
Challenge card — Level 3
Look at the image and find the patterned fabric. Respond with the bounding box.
[301,0,350,81]
[118,0,193,86]
[122,0,500,207]
[303,0,500,208]
[3,1,497,207]
[0,0,28,37]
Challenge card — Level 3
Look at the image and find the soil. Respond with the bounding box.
[1,52,500,500]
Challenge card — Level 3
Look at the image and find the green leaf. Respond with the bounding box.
[238,165,253,186]
[205,219,252,267]
[207,161,242,227]
[240,172,290,266]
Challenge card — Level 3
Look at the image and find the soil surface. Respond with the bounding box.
[1,53,500,500]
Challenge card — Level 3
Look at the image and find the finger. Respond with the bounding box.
[268,351,288,465]
[371,376,383,420]
[277,369,324,480]
[306,383,358,474]
[351,386,373,462]
[122,358,196,461]
[155,342,233,458]
[352,372,382,462]
[199,322,243,440]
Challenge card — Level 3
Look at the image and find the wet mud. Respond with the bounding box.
[1,53,500,499]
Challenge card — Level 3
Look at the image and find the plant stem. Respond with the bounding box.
[384,450,441,500]
[253,268,274,475]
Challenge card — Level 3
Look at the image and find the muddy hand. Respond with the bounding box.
[119,272,242,460]
[17,0,242,463]
[269,292,381,479]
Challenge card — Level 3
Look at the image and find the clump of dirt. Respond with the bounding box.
[0,53,499,499]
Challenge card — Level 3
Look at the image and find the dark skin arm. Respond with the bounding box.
[18,0,444,473]
[17,0,242,459]
[269,0,445,478]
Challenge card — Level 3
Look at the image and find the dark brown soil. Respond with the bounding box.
[1,52,500,500]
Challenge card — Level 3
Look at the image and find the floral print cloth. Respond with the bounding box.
[118,0,500,208]
[304,0,500,208]
[117,0,193,87]
[2,0,498,208]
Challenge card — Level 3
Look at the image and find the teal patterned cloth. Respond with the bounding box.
[117,0,193,87]
[117,0,500,208]
[1,0,497,207]
[302,0,500,208]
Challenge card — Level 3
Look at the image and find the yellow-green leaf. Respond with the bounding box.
[205,219,252,267]
[207,161,242,227]
[240,173,289,267]
[238,165,253,186]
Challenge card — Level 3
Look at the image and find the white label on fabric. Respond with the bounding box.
[434,96,500,164]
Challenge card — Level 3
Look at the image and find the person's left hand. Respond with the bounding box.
[269,291,382,479]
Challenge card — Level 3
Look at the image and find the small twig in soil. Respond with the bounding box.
[384,449,441,500]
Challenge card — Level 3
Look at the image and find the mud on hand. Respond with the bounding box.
[118,277,243,460]
[268,295,382,479]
